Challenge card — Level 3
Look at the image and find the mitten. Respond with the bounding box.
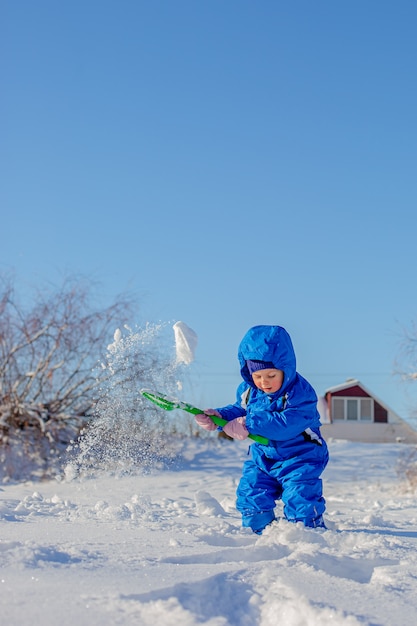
[194,409,220,432]
[223,416,249,440]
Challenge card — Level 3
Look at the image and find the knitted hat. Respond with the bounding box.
[246,359,275,374]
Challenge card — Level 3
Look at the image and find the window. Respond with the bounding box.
[331,397,374,422]
[346,399,358,420]
[333,398,345,420]
[359,398,372,421]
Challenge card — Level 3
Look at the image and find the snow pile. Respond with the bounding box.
[173,321,198,365]
[2,439,417,625]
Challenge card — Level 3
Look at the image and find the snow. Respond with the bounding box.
[1,437,417,625]
[173,321,198,365]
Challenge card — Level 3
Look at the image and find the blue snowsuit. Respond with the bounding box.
[216,325,328,533]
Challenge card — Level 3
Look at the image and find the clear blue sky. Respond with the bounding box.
[2,1,417,420]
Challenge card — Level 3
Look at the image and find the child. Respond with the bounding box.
[195,325,328,534]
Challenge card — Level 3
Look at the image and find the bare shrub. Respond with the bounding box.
[0,275,134,480]
[396,446,417,492]
[395,320,417,423]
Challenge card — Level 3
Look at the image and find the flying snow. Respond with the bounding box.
[173,321,198,365]
[65,322,185,479]
[107,327,123,352]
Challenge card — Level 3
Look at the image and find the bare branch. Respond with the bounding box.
[0,274,138,479]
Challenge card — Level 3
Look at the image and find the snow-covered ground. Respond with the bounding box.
[1,437,417,626]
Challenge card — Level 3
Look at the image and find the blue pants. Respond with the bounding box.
[236,444,328,533]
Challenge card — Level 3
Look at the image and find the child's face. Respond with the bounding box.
[251,368,284,394]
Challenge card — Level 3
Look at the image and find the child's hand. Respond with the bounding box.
[223,417,249,440]
[194,410,219,431]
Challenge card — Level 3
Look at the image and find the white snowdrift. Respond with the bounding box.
[1,438,417,625]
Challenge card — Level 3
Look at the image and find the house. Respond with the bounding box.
[318,378,417,443]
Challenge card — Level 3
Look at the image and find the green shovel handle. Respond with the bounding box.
[186,406,268,445]
[140,389,269,445]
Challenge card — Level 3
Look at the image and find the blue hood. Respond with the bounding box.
[238,325,296,395]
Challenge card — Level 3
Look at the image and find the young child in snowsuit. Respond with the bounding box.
[195,325,329,534]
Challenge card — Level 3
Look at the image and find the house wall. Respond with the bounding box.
[331,385,368,398]
[374,403,388,423]
[321,421,417,444]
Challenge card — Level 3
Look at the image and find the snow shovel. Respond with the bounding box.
[140,389,269,445]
